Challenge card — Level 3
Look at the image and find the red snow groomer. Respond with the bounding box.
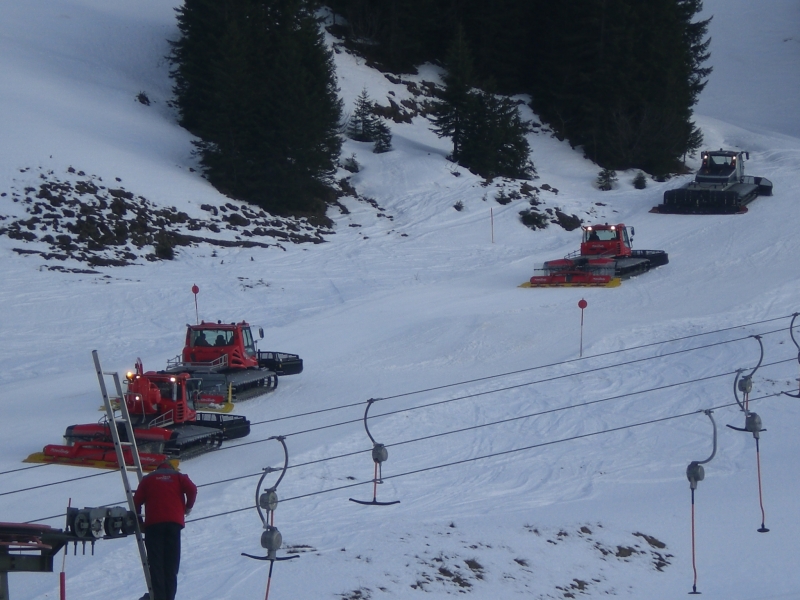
[164,321,303,403]
[26,360,251,470]
[520,223,668,288]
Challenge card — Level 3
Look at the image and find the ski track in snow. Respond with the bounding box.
[1,1,800,599]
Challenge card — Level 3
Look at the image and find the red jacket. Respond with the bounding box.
[134,464,197,528]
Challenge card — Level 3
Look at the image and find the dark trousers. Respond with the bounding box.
[144,522,182,600]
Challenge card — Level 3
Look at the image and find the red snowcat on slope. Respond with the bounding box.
[164,321,303,403]
[26,360,251,470]
[520,223,668,288]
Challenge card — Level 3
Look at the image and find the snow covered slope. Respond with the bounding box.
[1,1,799,599]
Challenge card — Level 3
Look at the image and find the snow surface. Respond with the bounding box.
[1,1,800,599]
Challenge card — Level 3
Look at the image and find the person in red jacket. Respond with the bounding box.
[134,461,197,600]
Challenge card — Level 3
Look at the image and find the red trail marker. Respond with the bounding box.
[578,299,587,357]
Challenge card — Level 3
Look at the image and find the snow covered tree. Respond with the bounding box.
[597,168,618,191]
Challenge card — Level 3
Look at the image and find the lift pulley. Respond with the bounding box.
[350,398,400,506]
[242,436,299,600]
[727,335,765,437]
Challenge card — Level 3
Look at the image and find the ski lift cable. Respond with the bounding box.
[175,355,800,493]
[10,356,796,508]
[12,320,796,516]
[200,355,785,487]
[25,388,789,527]
[225,355,797,455]
[0,463,51,476]
[238,353,789,476]
[184,392,785,524]
[5,318,790,501]
[245,317,793,428]
[246,325,788,434]
[370,318,791,404]
[0,469,114,498]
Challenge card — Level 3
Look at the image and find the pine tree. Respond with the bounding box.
[596,168,618,191]
[330,0,444,71]
[677,0,713,104]
[432,25,474,161]
[525,0,712,174]
[347,88,377,142]
[372,119,393,153]
[331,0,710,175]
[346,87,392,152]
[451,0,533,92]
[170,0,231,134]
[457,91,533,180]
[171,0,343,216]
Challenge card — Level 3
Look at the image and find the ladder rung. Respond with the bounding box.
[94,352,151,596]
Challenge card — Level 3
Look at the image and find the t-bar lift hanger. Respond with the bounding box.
[782,313,800,399]
[725,335,769,533]
[350,398,400,506]
[242,436,299,600]
[687,409,717,595]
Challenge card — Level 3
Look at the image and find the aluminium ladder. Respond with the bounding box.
[92,350,154,599]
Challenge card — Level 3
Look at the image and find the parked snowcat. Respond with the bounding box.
[26,360,251,470]
[520,223,668,288]
[164,321,303,403]
[653,149,773,214]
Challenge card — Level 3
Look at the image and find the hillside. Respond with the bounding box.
[1,1,800,600]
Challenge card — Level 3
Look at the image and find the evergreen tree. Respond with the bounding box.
[372,119,393,153]
[171,0,343,216]
[457,91,533,180]
[677,0,713,104]
[170,0,232,133]
[596,168,618,191]
[432,25,474,161]
[347,88,377,142]
[328,0,444,71]
[346,87,393,152]
[450,0,533,92]
[328,0,711,174]
[432,26,532,179]
[526,0,712,174]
